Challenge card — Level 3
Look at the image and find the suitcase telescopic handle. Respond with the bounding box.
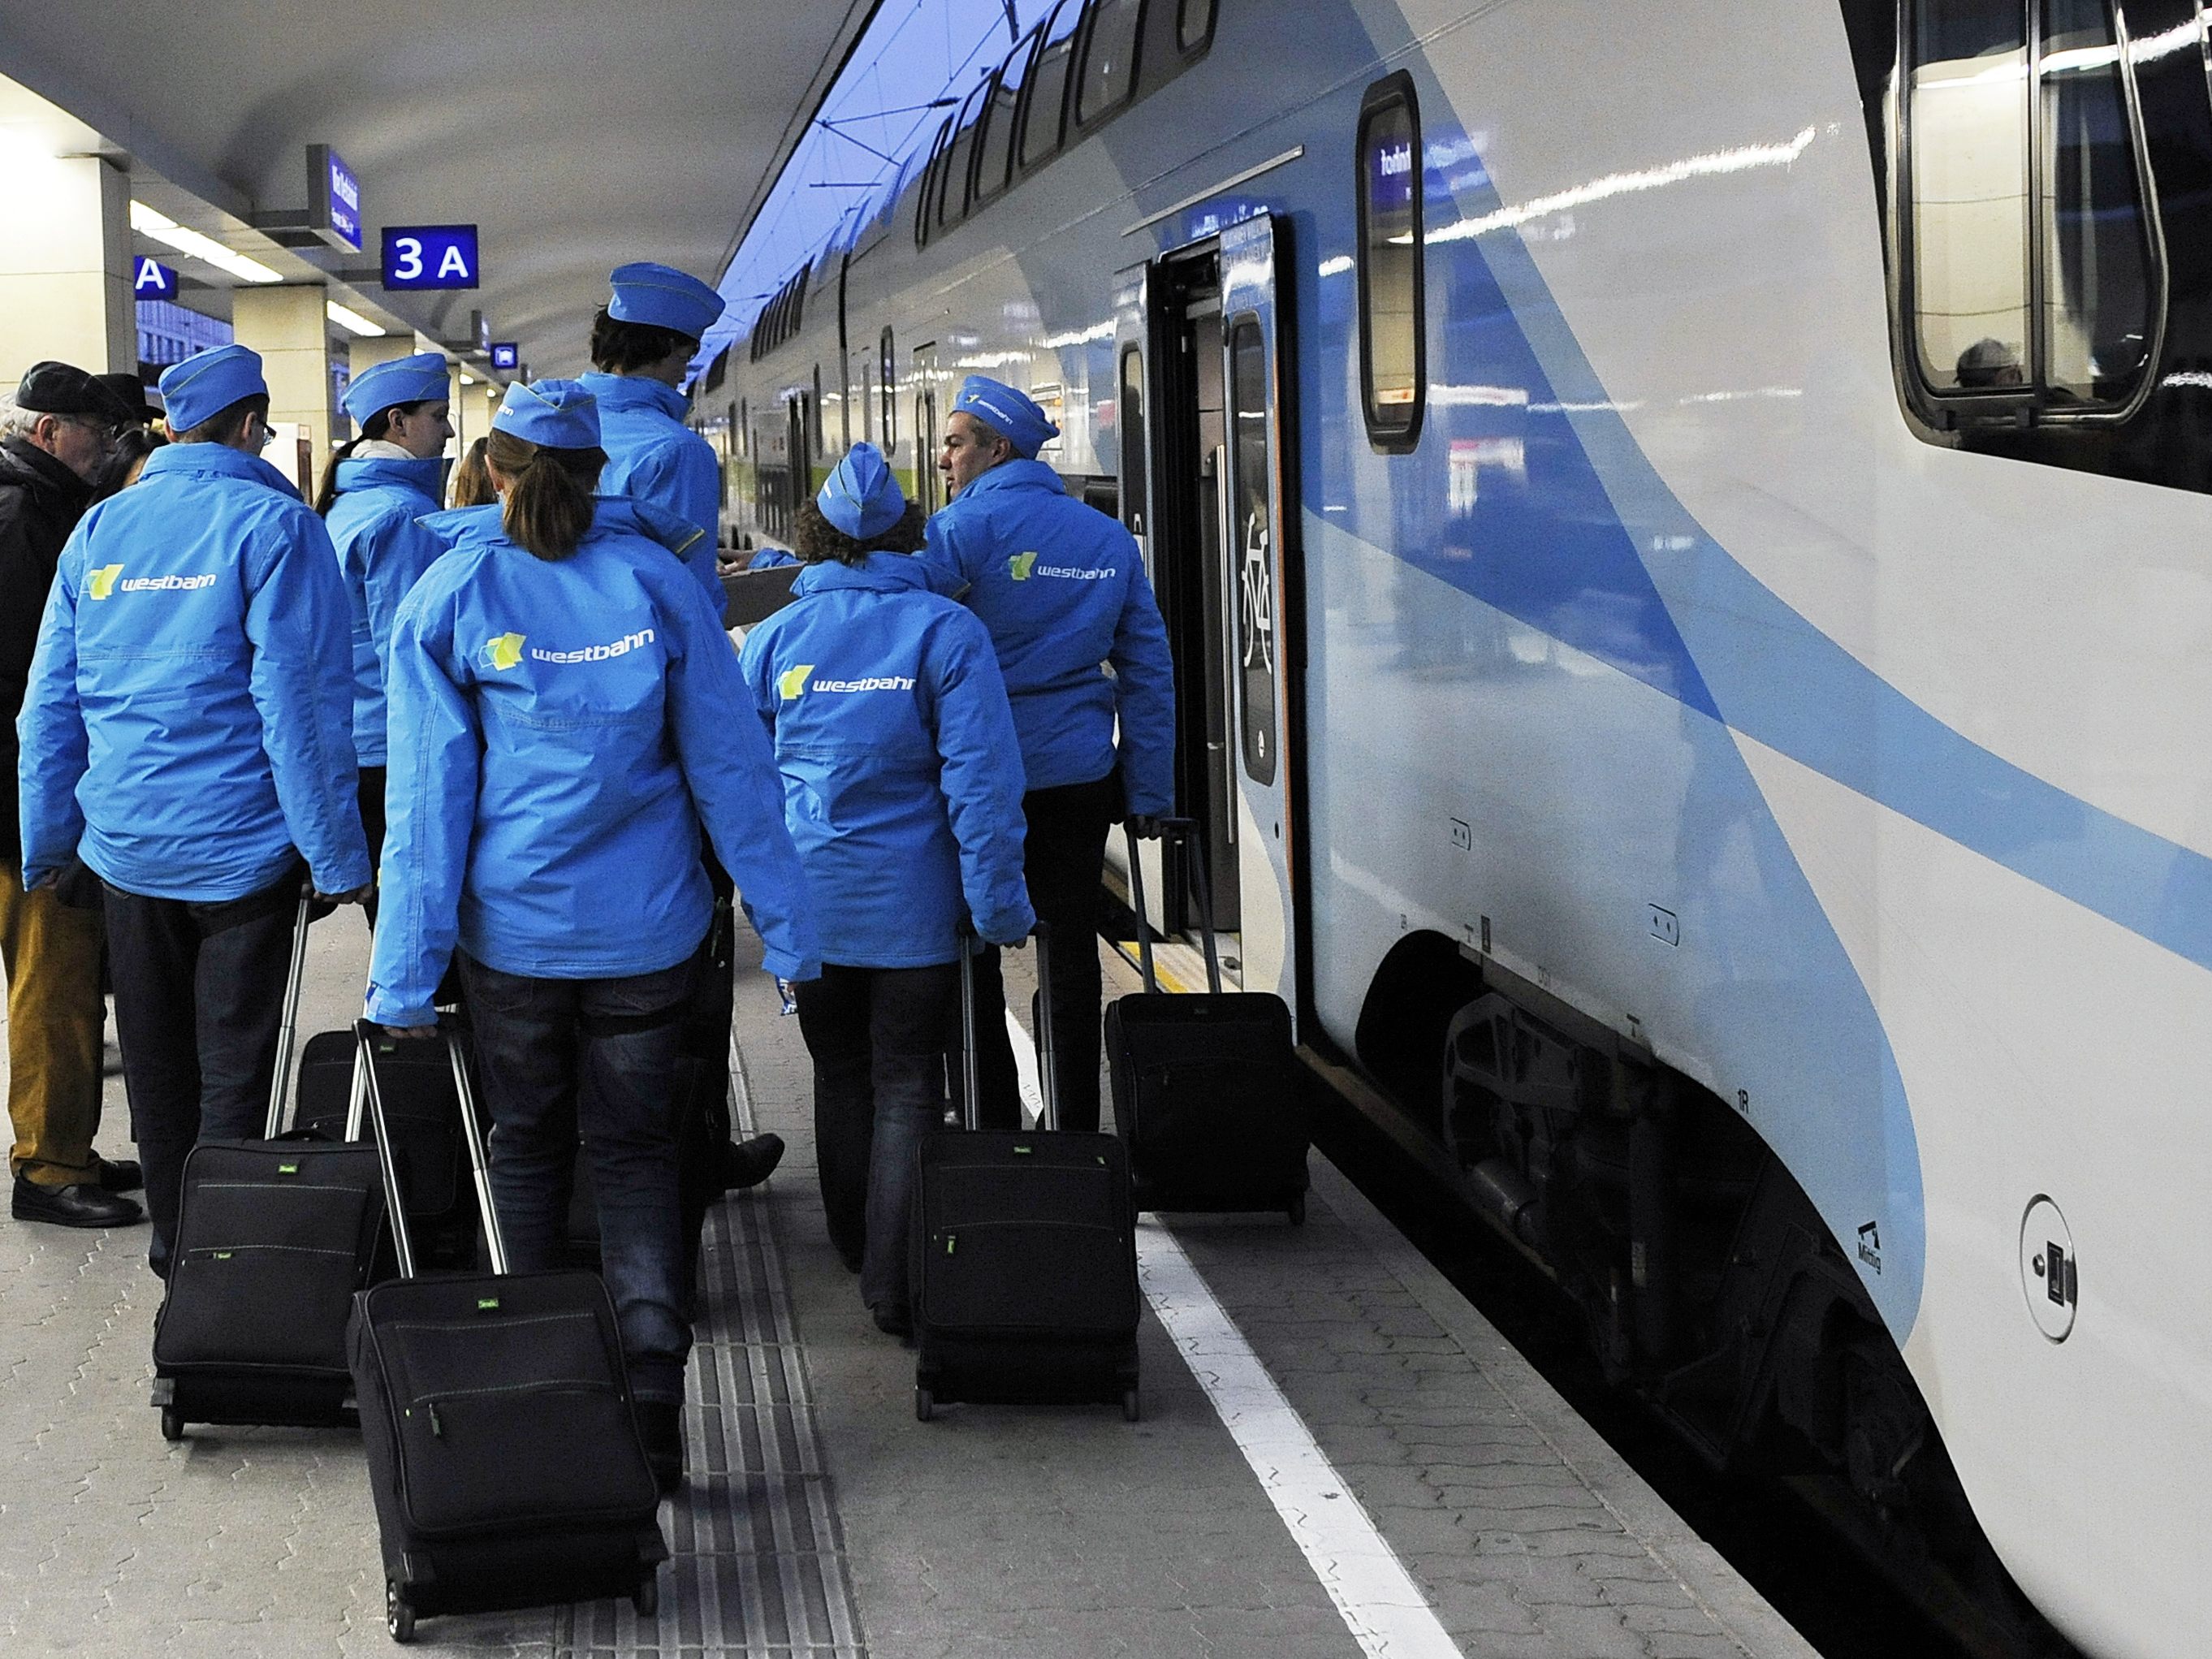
[1123,819,1222,996]
[261,888,315,1140]
[954,921,1061,1131]
[351,1019,509,1280]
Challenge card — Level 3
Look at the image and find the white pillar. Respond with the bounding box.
[0,153,132,382]
[231,284,332,496]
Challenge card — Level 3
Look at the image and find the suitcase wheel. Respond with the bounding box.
[1122,1388,1141,1424]
[159,1407,184,1443]
[914,1385,935,1424]
[633,1575,659,1618]
[385,1579,415,1644]
[1286,1193,1306,1227]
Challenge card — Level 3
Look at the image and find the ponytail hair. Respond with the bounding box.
[315,400,440,516]
[484,428,606,561]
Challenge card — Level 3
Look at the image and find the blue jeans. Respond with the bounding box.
[459,951,694,1406]
[794,961,955,1321]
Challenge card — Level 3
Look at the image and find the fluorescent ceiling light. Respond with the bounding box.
[129,201,283,283]
[325,300,386,338]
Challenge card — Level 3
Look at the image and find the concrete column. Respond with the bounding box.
[0,153,132,382]
[231,284,333,495]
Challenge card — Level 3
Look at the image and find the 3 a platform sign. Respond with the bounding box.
[382,225,479,291]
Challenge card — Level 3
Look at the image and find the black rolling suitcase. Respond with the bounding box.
[347,1020,666,1644]
[296,1027,480,1271]
[911,924,1142,1424]
[149,892,390,1439]
[1106,820,1311,1221]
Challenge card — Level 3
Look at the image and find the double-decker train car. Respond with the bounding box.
[712,2,2212,1652]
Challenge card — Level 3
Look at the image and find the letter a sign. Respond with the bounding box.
[133,257,179,300]
[381,225,481,292]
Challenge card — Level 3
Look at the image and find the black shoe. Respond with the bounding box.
[12,1174,144,1229]
[94,1157,143,1194]
[720,1132,784,1191]
[635,1401,684,1496]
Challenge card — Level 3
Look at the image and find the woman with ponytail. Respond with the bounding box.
[365,378,819,1495]
[321,352,453,887]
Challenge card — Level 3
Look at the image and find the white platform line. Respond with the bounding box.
[1000,1016,1461,1659]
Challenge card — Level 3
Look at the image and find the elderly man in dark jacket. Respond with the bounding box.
[0,361,141,1229]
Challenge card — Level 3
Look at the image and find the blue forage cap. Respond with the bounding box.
[158,344,267,435]
[607,261,724,341]
[952,375,1057,458]
[817,442,906,540]
[342,352,451,427]
[491,378,601,449]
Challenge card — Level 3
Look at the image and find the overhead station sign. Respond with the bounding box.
[382,225,480,291]
[306,145,363,252]
[132,257,179,300]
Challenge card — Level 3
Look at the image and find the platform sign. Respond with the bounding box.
[382,225,479,291]
[132,257,178,300]
[307,145,363,253]
[490,342,519,371]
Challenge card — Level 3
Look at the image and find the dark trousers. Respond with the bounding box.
[970,773,1117,1131]
[460,952,694,1406]
[357,767,386,931]
[795,962,956,1320]
[103,866,300,1277]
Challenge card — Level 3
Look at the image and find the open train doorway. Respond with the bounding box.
[1112,214,1298,1006]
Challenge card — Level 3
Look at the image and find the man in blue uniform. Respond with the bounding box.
[918,376,1176,1132]
[19,343,373,1276]
[582,261,728,611]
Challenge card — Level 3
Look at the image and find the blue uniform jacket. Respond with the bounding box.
[581,373,724,610]
[18,443,371,901]
[325,454,444,767]
[737,555,1033,966]
[365,499,818,1026]
[918,460,1176,813]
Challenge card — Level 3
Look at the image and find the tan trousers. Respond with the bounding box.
[0,866,106,1186]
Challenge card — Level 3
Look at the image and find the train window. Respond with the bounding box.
[977,28,1039,202]
[915,391,940,513]
[1228,317,1277,785]
[916,114,955,245]
[862,363,874,444]
[940,80,992,229]
[880,327,896,448]
[1900,0,2159,421]
[812,365,825,459]
[1356,73,1425,451]
[1177,0,1214,51]
[1119,344,1147,539]
[738,397,749,459]
[1077,0,1145,127]
[1022,2,1083,170]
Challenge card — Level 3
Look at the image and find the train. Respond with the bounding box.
[703,2,2212,1653]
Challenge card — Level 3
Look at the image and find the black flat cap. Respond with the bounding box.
[17,361,137,426]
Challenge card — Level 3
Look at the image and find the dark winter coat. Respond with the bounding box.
[0,435,93,866]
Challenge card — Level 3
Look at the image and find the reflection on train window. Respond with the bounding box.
[879,327,896,449]
[1119,344,1147,539]
[1178,0,1215,51]
[1357,74,1424,451]
[1903,0,2158,419]
[940,80,992,229]
[1229,318,1277,784]
[1078,0,1145,127]
[1022,2,1084,170]
[977,32,1039,203]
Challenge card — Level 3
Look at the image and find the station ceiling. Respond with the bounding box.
[0,0,876,373]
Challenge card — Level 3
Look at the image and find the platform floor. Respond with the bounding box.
[0,915,1820,1659]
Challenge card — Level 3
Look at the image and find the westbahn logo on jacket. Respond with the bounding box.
[780,663,918,698]
[86,564,217,600]
[480,632,525,671]
[1006,551,1111,583]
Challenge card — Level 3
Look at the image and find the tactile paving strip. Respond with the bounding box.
[555,1054,867,1659]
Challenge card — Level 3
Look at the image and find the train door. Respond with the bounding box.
[912,341,942,514]
[1117,212,1299,1003]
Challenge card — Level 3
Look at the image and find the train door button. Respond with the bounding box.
[2019,1196,2077,1342]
